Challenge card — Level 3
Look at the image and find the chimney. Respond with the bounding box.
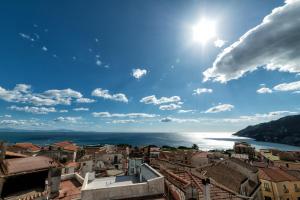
[202,178,211,200]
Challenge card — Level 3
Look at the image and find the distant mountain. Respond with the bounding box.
[234,115,300,146]
[0,128,77,133]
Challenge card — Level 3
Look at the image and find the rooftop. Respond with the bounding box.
[53,141,79,152]
[1,156,59,175]
[14,143,41,152]
[259,167,299,182]
[85,175,140,190]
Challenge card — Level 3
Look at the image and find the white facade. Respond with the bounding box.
[81,163,164,200]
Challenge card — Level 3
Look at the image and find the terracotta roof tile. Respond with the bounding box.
[15,143,41,152]
[259,167,299,182]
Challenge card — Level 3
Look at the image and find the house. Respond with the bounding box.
[234,142,255,160]
[81,163,164,200]
[0,146,61,200]
[259,167,300,200]
[7,142,41,156]
[57,173,84,200]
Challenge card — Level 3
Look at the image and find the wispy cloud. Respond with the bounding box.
[8,105,56,114]
[54,116,82,123]
[76,98,95,103]
[92,88,128,103]
[159,103,181,111]
[193,88,213,95]
[178,109,196,114]
[257,87,273,94]
[73,107,89,111]
[140,95,181,105]
[203,0,300,82]
[273,80,300,92]
[214,39,226,48]
[160,117,199,123]
[92,112,158,118]
[204,104,234,113]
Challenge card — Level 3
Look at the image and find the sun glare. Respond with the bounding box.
[192,19,216,44]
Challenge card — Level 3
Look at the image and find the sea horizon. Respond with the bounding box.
[0,131,299,151]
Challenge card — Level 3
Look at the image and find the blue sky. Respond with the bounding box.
[0,0,300,132]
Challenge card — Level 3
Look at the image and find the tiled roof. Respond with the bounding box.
[202,163,247,193]
[65,162,79,168]
[259,167,299,182]
[53,141,79,152]
[2,156,59,175]
[229,157,258,173]
[15,143,41,152]
[163,169,244,200]
[5,150,28,158]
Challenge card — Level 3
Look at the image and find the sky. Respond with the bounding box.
[0,0,300,132]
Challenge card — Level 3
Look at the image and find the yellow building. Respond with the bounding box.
[259,167,300,200]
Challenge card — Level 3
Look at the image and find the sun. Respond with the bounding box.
[192,19,216,44]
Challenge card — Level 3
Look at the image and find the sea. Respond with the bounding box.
[0,131,299,151]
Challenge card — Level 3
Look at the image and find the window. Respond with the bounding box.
[264,183,271,192]
[295,184,300,192]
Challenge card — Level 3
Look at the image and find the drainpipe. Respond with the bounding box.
[202,178,211,200]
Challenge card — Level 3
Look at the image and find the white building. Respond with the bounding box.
[81,163,164,200]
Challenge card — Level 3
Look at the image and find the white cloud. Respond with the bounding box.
[110,119,136,124]
[160,117,199,123]
[159,103,181,111]
[193,88,213,95]
[8,105,56,114]
[0,84,86,106]
[92,88,128,103]
[223,110,297,123]
[140,95,181,105]
[19,33,35,42]
[0,115,12,118]
[132,68,147,79]
[178,109,196,114]
[96,59,102,66]
[42,46,48,51]
[59,110,68,113]
[54,116,82,123]
[257,87,273,94]
[214,39,226,48]
[203,0,300,83]
[76,98,95,103]
[73,107,89,111]
[205,104,234,113]
[92,112,158,118]
[273,80,300,91]
[0,119,44,127]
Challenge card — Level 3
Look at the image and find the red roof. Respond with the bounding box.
[259,167,299,182]
[2,156,59,175]
[15,143,41,152]
[54,141,79,152]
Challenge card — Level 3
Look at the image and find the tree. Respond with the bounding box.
[192,144,199,150]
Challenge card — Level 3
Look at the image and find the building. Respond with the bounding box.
[259,167,300,200]
[81,163,164,200]
[57,173,84,200]
[199,158,262,199]
[128,158,143,175]
[0,156,61,199]
[7,142,41,156]
[234,142,255,160]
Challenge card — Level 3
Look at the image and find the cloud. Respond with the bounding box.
[96,59,102,66]
[204,104,234,113]
[92,112,158,118]
[110,119,136,124]
[160,117,199,123]
[132,68,147,79]
[193,88,213,95]
[214,39,226,48]
[73,107,89,111]
[8,105,56,114]
[0,115,12,118]
[0,84,86,106]
[19,33,35,42]
[257,87,273,94]
[59,110,68,113]
[0,119,45,127]
[223,110,297,123]
[42,46,48,51]
[203,0,300,83]
[76,98,95,103]
[178,109,196,114]
[273,80,300,91]
[159,103,181,111]
[54,116,82,123]
[140,95,181,105]
[92,88,128,103]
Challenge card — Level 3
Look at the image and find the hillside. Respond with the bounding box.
[234,115,300,146]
